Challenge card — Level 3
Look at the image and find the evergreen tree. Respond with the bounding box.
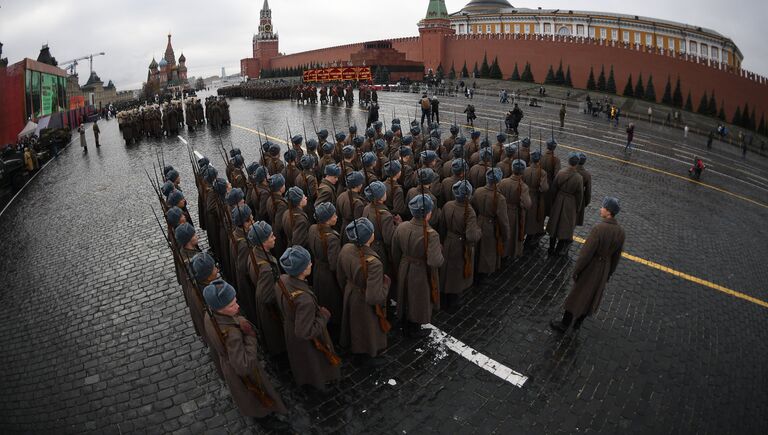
[521,62,534,82]
[544,65,556,84]
[473,61,480,78]
[480,53,491,78]
[750,107,756,131]
[684,92,694,112]
[510,62,521,81]
[565,66,573,87]
[586,67,596,90]
[707,91,717,117]
[758,114,766,135]
[672,76,683,108]
[606,66,617,94]
[634,73,645,98]
[742,103,751,129]
[718,101,726,121]
[449,62,456,80]
[436,63,444,81]
[489,57,503,79]
[732,105,742,126]
[555,60,565,85]
[622,74,634,97]
[597,65,606,91]
[644,75,657,101]
[461,61,469,78]
[662,75,672,105]
[697,91,709,114]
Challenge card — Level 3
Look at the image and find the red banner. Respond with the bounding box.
[301,66,374,83]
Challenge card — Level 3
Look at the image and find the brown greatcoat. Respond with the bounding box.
[517,147,531,165]
[436,175,459,207]
[203,312,287,418]
[246,183,269,223]
[316,178,338,207]
[266,192,288,259]
[336,190,366,243]
[522,163,549,235]
[275,275,341,388]
[406,186,442,229]
[247,248,286,356]
[180,247,205,337]
[384,179,407,217]
[546,166,584,241]
[392,218,444,324]
[467,162,490,189]
[338,244,390,356]
[439,200,482,294]
[362,203,397,278]
[471,184,511,274]
[307,224,342,326]
[498,175,532,258]
[283,163,301,190]
[295,170,319,221]
[564,217,625,317]
[576,165,592,226]
[230,227,258,324]
[541,150,561,217]
[282,206,310,249]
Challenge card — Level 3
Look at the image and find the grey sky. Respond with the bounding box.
[1,0,765,91]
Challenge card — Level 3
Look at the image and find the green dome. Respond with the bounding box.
[461,0,513,12]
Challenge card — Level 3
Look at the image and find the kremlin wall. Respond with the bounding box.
[241,0,767,122]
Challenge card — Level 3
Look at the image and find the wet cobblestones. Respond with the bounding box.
[0,90,766,434]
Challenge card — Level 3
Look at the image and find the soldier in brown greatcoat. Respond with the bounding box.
[439,143,466,180]
[316,163,340,209]
[202,280,287,417]
[498,160,532,259]
[282,150,301,190]
[295,155,318,222]
[337,171,367,243]
[547,153,584,256]
[383,160,407,217]
[541,138,561,219]
[517,137,532,165]
[266,174,288,260]
[282,187,310,249]
[471,168,510,276]
[467,147,493,189]
[307,203,343,341]
[362,181,399,281]
[229,205,258,324]
[392,194,444,337]
[276,246,341,389]
[576,153,592,227]
[441,125,460,162]
[550,197,625,333]
[523,151,549,251]
[406,168,442,230]
[247,222,286,356]
[246,164,268,223]
[439,181,482,309]
[437,158,467,206]
[338,218,391,364]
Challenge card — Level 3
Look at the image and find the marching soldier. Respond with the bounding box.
[290,135,305,161]
[337,171,366,243]
[471,168,510,276]
[318,142,336,179]
[541,138,561,218]
[392,194,444,337]
[296,155,319,221]
[576,153,592,227]
[550,197,625,332]
[498,160,532,258]
[316,163,340,208]
[247,222,286,356]
[266,174,288,260]
[247,165,269,222]
[383,160,407,218]
[518,137,532,165]
[468,147,493,189]
[523,151,549,252]
[437,158,465,207]
[546,153,584,256]
[338,218,391,365]
[276,246,341,390]
[230,205,258,323]
[282,150,300,190]
[497,144,517,178]
[406,168,442,229]
[202,280,288,417]
[439,181,481,309]
[362,181,399,282]
[283,187,310,248]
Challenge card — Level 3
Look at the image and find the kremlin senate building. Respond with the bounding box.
[240,0,766,121]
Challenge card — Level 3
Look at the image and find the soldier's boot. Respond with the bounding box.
[572,314,588,331]
[547,238,557,256]
[549,311,573,333]
[403,321,431,339]
[556,240,571,256]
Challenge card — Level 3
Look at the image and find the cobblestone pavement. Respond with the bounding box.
[1,90,767,435]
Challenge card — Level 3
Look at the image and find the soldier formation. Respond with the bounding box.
[116,97,229,145]
[150,111,625,419]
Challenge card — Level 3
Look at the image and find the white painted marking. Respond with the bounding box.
[177,135,188,145]
[387,379,397,386]
[422,324,528,388]
[193,150,204,161]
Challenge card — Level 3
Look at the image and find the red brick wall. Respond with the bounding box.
[240,58,261,78]
[0,63,26,146]
[270,43,366,70]
[442,34,767,120]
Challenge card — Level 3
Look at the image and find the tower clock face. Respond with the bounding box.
[264,24,272,32]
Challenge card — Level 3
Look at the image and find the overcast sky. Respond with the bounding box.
[1,0,765,90]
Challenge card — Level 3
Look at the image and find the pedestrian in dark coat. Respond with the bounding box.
[93,121,101,147]
[338,218,391,361]
[550,197,625,332]
[498,160,532,258]
[247,222,286,356]
[471,168,510,275]
[202,280,287,417]
[522,151,549,249]
[576,153,592,226]
[392,194,444,336]
[276,246,341,389]
[307,203,343,339]
[547,153,584,256]
[439,181,481,306]
[541,139,561,218]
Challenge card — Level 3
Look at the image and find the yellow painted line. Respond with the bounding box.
[232,124,289,145]
[572,236,768,309]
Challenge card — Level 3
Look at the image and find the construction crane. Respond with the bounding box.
[60,52,106,76]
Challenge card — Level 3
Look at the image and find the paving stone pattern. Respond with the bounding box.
[0,91,766,434]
